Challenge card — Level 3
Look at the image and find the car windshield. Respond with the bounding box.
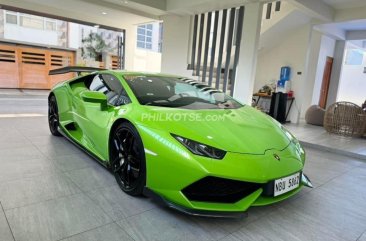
[123,75,243,109]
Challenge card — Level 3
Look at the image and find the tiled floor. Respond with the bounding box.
[0,90,366,241]
[285,122,366,159]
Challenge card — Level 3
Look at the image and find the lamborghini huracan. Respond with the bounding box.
[48,67,312,217]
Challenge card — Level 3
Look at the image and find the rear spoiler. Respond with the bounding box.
[49,66,106,76]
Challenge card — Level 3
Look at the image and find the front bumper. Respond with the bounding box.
[139,126,311,216]
[145,173,312,217]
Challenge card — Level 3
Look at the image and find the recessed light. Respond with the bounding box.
[123,0,128,3]
[94,25,100,28]
[102,12,107,15]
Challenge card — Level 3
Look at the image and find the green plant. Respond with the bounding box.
[81,32,110,60]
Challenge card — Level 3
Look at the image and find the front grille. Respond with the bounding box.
[182,176,261,203]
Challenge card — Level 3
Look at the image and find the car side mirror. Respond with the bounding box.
[80,91,107,110]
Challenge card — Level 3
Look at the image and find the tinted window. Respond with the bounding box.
[88,74,130,106]
[123,75,243,109]
[89,75,108,93]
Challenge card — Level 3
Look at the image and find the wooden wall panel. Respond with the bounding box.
[49,50,75,88]
[19,47,48,89]
[111,56,119,70]
[0,45,20,88]
[0,43,75,89]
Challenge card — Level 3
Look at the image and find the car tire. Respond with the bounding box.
[48,95,62,137]
[110,122,146,196]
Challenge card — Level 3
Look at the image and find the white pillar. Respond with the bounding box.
[297,26,321,121]
[160,15,194,77]
[124,24,137,71]
[327,40,346,107]
[232,2,263,104]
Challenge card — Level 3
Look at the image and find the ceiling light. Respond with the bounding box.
[102,12,107,15]
[123,0,128,3]
[94,25,100,28]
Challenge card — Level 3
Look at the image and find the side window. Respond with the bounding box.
[89,75,108,93]
[88,74,131,106]
[102,74,122,94]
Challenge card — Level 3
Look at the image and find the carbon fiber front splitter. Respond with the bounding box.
[143,188,248,218]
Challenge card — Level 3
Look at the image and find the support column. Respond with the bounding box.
[327,40,346,107]
[160,14,194,77]
[124,24,137,70]
[232,2,263,104]
[297,26,322,121]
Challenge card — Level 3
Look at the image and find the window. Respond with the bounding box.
[137,42,145,48]
[137,28,145,35]
[136,24,153,50]
[158,22,163,53]
[345,49,364,65]
[89,75,108,93]
[45,19,57,31]
[124,75,242,109]
[5,11,17,24]
[88,74,130,106]
[20,14,44,30]
[4,11,57,32]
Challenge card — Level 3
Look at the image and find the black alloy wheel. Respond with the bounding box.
[111,122,146,196]
[48,95,62,136]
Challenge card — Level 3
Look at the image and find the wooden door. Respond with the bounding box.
[0,45,20,88]
[19,47,48,89]
[319,56,333,109]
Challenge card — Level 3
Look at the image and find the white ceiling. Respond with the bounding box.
[335,19,366,31]
[94,0,166,16]
[315,19,366,39]
[0,0,157,29]
[322,0,366,9]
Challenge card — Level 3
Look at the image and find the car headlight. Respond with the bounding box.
[281,127,305,157]
[172,134,226,159]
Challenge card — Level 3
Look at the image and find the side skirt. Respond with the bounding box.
[57,126,112,171]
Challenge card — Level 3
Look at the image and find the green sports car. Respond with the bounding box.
[48,67,312,217]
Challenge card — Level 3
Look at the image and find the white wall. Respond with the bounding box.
[255,25,311,123]
[311,35,336,105]
[160,14,194,78]
[255,25,336,123]
[133,48,162,72]
[255,26,310,93]
[132,21,162,72]
[68,22,80,49]
[4,24,58,46]
[123,23,162,72]
[337,45,366,106]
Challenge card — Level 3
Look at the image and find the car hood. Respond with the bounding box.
[136,105,291,155]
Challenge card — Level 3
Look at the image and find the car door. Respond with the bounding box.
[78,73,131,161]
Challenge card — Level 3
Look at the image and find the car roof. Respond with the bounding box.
[98,70,184,79]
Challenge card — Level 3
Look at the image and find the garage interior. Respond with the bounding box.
[0,0,366,241]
